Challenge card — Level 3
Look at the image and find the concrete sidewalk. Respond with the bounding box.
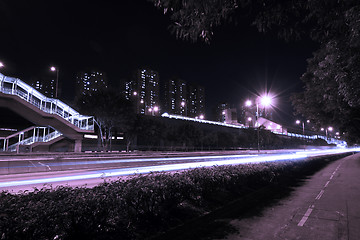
[220,152,360,240]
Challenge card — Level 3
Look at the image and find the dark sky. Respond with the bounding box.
[0,0,317,123]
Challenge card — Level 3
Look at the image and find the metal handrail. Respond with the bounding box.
[0,72,94,131]
[7,127,63,152]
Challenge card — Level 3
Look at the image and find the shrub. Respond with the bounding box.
[0,154,348,239]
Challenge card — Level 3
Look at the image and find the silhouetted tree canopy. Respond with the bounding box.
[149,0,360,143]
[75,89,135,150]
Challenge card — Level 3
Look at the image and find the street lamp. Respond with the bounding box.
[295,120,308,136]
[148,106,159,116]
[296,119,308,148]
[245,94,273,152]
[321,126,333,139]
[327,126,333,139]
[0,62,4,68]
[50,66,59,98]
[247,117,252,127]
[181,101,187,116]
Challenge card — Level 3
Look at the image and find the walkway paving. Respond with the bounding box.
[220,152,360,240]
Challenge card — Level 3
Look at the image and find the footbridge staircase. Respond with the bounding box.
[0,72,94,152]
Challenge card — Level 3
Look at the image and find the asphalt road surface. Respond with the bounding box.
[0,148,358,193]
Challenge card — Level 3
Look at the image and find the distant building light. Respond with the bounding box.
[84,134,98,139]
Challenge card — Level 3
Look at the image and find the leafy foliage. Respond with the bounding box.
[0,154,347,239]
[149,0,243,43]
[149,0,360,142]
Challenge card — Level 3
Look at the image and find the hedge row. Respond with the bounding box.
[0,154,348,240]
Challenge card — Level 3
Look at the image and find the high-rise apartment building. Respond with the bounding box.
[164,77,187,116]
[216,102,238,124]
[75,71,108,97]
[125,69,160,115]
[31,77,57,98]
[216,103,229,122]
[187,83,205,119]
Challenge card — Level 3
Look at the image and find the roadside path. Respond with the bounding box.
[221,152,360,240]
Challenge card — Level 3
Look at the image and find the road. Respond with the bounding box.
[220,152,360,240]
[0,147,358,193]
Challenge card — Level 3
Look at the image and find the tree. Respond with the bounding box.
[149,0,243,43]
[76,89,135,151]
[149,0,360,142]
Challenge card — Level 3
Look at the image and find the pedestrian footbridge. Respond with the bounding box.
[0,72,94,152]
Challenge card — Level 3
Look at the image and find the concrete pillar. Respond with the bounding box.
[74,139,82,152]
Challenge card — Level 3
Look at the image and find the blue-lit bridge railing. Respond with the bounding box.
[0,72,94,131]
[161,113,347,148]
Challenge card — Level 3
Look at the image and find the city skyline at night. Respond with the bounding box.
[0,0,317,123]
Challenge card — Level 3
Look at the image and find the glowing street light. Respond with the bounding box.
[296,119,307,148]
[0,62,4,68]
[148,106,159,116]
[50,66,59,98]
[181,101,187,116]
[260,95,272,107]
[245,100,252,107]
[296,119,309,136]
[199,114,204,120]
[321,126,333,139]
[245,94,274,152]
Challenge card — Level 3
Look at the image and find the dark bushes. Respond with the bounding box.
[0,154,347,239]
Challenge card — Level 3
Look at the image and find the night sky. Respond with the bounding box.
[0,0,317,123]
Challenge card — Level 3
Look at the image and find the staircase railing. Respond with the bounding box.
[0,72,94,131]
[3,126,63,152]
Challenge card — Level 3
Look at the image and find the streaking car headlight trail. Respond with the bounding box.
[0,148,359,188]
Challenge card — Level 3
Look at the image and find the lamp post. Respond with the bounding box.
[50,66,59,98]
[148,106,159,116]
[247,117,252,127]
[327,126,333,139]
[245,94,273,152]
[153,106,159,116]
[181,101,187,116]
[296,120,310,137]
[321,126,333,139]
[296,119,309,148]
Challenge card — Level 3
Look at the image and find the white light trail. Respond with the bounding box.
[1,148,359,188]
